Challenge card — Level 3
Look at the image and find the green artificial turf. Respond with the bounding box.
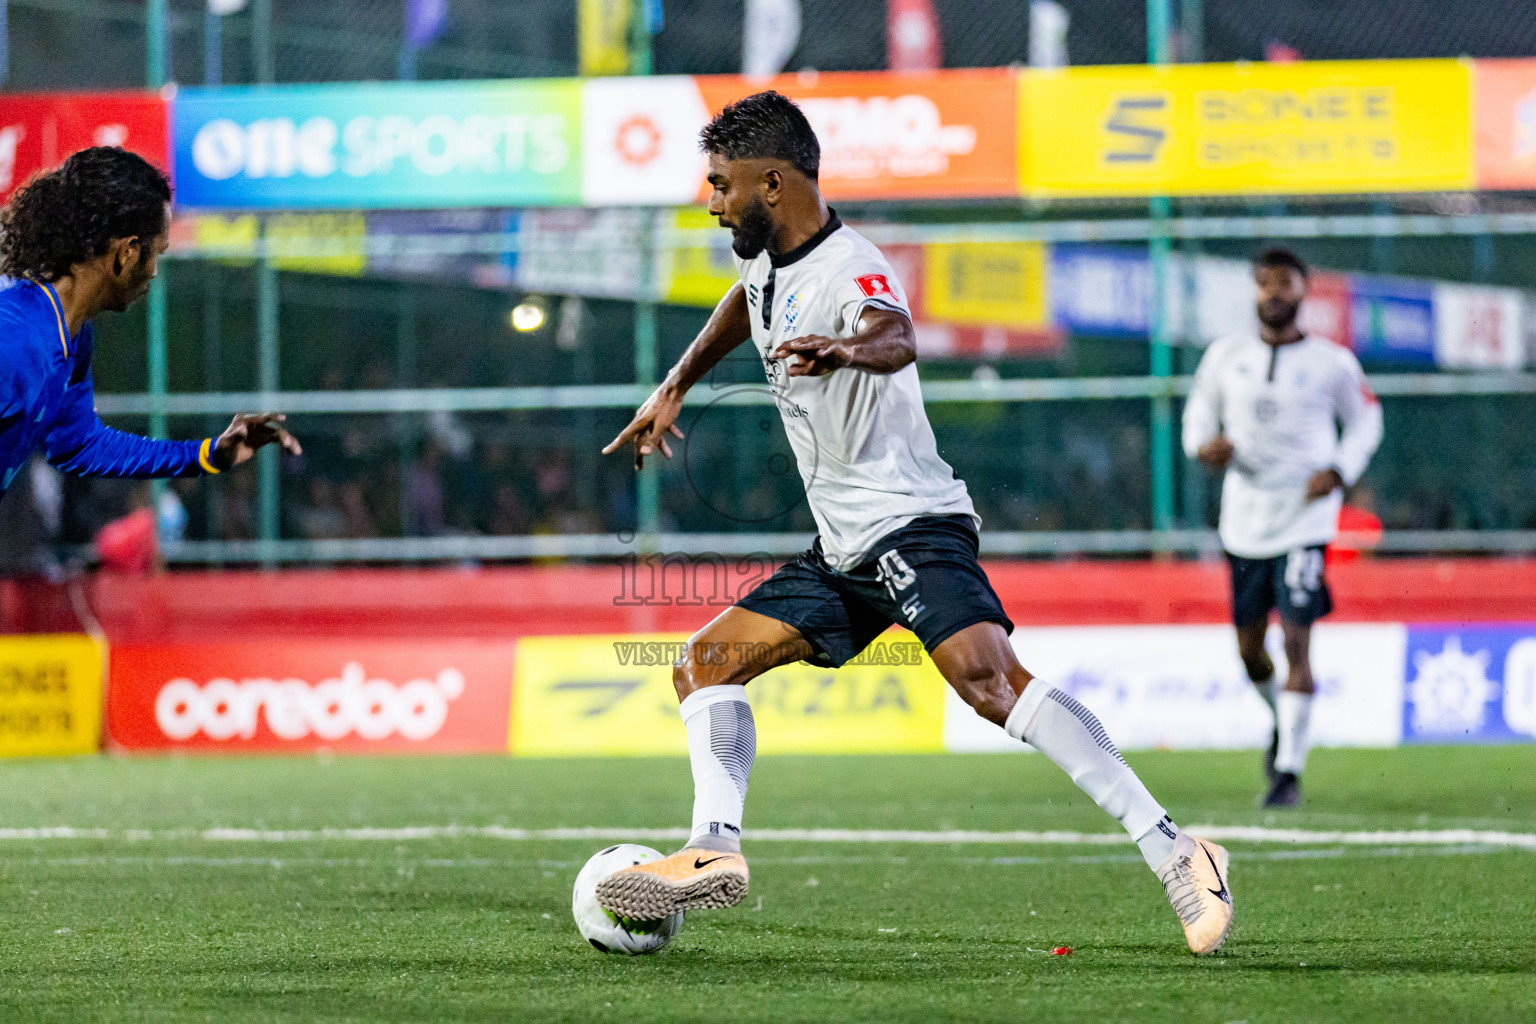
[1,746,1533,1023]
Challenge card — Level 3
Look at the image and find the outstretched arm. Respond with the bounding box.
[603,282,752,469]
[44,360,302,481]
[770,306,916,378]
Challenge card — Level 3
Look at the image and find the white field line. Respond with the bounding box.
[0,824,1534,849]
[0,845,1518,871]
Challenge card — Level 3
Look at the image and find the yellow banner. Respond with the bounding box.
[1022,59,1473,197]
[660,208,737,309]
[510,633,946,756]
[923,242,1050,328]
[0,634,103,757]
[267,213,367,276]
[578,0,633,77]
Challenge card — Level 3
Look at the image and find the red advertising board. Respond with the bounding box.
[0,92,169,201]
[107,639,514,754]
[1298,270,1352,349]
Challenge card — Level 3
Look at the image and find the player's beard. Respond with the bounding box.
[1257,297,1301,330]
[729,196,774,260]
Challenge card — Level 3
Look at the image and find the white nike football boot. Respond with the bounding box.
[1157,833,1234,955]
[595,847,749,920]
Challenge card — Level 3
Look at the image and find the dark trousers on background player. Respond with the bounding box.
[1228,545,1330,807]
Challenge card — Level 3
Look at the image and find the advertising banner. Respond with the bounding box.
[0,92,167,201]
[512,207,654,299]
[659,207,739,307]
[172,81,582,209]
[1298,270,1353,349]
[1049,245,1155,337]
[1402,625,1536,744]
[922,242,1050,329]
[1432,283,1526,370]
[1023,59,1473,197]
[107,640,515,753]
[1349,275,1436,365]
[0,634,104,757]
[1473,59,1536,190]
[944,624,1407,753]
[694,69,1018,201]
[510,634,946,756]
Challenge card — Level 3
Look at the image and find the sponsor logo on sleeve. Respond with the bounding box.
[856,273,894,298]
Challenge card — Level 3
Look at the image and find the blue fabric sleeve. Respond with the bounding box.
[43,333,210,480]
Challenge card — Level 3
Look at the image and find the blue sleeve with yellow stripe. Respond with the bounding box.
[42,325,222,480]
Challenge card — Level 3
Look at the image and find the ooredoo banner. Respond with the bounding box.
[107,640,515,753]
[0,92,168,201]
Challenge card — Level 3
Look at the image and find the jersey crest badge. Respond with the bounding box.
[856,274,894,298]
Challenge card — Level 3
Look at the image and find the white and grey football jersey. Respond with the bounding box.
[1182,333,1384,559]
[733,213,977,571]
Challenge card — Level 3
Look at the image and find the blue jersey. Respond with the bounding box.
[1,278,219,498]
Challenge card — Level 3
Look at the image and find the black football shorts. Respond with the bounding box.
[736,515,1014,668]
[1228,545,1333,628]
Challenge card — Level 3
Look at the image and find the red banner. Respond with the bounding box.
[106,639,514,754]
[0,92,168,201]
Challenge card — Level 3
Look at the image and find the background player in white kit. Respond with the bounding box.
[597,91,1235,955]
[1183,248,1384,808]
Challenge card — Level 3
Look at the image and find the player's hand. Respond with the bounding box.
[212,413,302,470]
[772,335,849,377]
[1305,467,1345,500]
[1197,436,1235,470]
[603,383,686,470]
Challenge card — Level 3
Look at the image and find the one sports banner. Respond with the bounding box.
[0,633,104,758]
[107,640,516,753]
[0,92,168,201]
[172,81,583,209]
[1021,59,1473,198]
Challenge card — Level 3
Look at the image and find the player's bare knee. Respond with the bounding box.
[951,664,1014,726]
[672,655,714,701]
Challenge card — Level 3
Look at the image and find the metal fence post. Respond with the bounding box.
[1147,0,1176,543]
[257,258,280,563]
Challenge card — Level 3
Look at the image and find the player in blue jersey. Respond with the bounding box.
[0,147,299,504]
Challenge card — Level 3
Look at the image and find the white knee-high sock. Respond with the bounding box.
[1006,681,1176,870]
[1274,690,1313,775]
[1254,673,1278,714]
[680,684,756,853]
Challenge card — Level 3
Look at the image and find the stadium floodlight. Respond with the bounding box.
[510,301,547,332]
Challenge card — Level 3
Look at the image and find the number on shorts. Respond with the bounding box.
[876,550,917,602]
[1284,548,1323,604]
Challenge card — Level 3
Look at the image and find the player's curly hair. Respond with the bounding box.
[0,146,171,282]
[1254,246,1309,279]
[699,91,820,181]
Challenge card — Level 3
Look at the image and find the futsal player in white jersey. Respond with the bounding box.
[597,91,1233,955]
[1183,248,1383,808]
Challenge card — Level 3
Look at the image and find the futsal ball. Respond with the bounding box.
[572,844,685,954]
